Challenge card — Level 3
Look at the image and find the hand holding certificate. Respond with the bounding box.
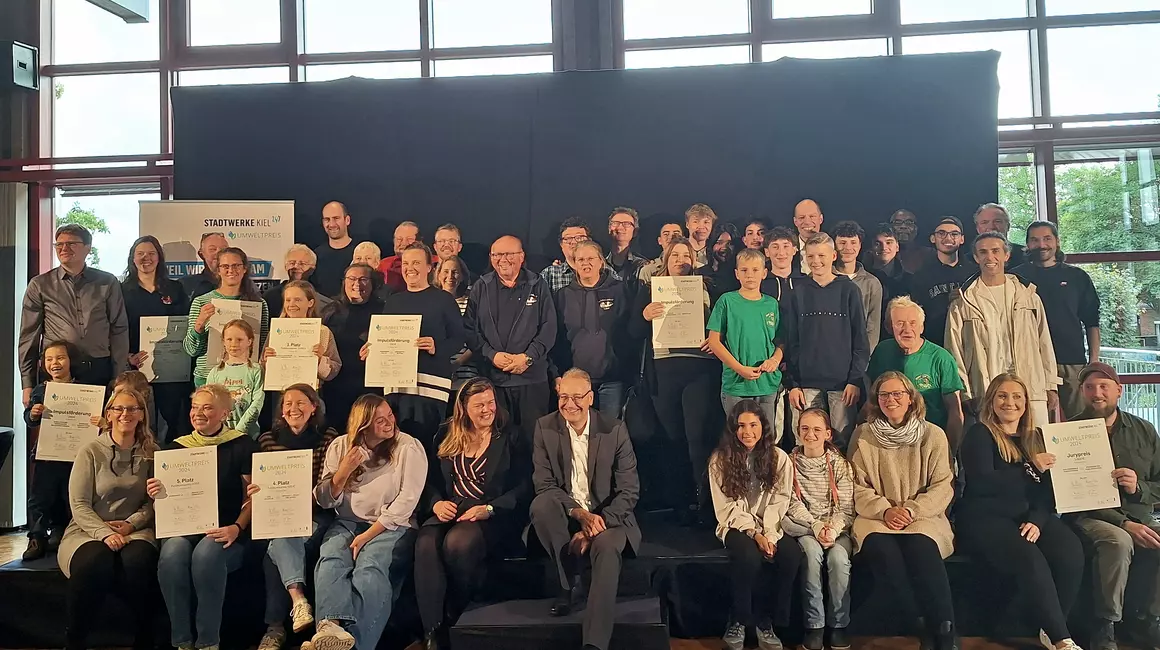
[153,447,220,538]
[1042,419,1122,514]
[34,382,105,462]
[251,450,313,540]
[139,316,192,383]
[365,315,422,388]
[264,318,322,390]
[207,299,263,364]
[650,276,706,350]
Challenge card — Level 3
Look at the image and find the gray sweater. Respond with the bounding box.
[840,264,883,350]
[58,433,155,577]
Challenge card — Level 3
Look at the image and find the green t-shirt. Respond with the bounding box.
[867,339,964,428]
[707,291,782,397]
[204,361,265,439]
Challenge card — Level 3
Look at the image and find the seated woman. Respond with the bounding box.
[255,384,342,650]
[415,378,530,650]
[311,394,427,650]
[708,399,802,650]
[150,384,258,650]
[59,388,158,650]
[958,373,1084,650]
[850,371,957,650]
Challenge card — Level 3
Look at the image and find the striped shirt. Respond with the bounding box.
[183,290,271,384]
[451,453,488,503]
[785,448,855,534]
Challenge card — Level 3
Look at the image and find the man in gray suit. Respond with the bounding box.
[530,368,641,650]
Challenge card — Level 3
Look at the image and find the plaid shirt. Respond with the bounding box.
[539,262,622,292]
[258,425,340,486]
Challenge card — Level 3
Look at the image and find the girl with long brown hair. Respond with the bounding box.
[707,399,801,650]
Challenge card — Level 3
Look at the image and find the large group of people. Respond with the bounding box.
[13,197,1159,650]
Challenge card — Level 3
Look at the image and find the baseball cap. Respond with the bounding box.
[1079,362,1120,385]
[935,216,964,231]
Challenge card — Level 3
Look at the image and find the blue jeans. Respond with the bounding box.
[158,534,247,648]
[791,388,857,450]
[264,515,331,625]
[798,533,853,629]
[594,381,625,421]
[315,520,413,650]
[721,390,784,444]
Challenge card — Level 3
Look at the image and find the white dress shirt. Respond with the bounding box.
[567,415,595,511]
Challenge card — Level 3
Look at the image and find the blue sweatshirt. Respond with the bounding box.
[782,275,869,392]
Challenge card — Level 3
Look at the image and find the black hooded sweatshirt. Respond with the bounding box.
[552,271,633,383]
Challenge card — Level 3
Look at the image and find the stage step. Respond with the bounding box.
[450,596,669,650]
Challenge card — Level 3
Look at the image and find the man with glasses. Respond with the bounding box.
[886,209,931,273]
[973,203,1025,269]
[379,220,424,293]
[636,221,685,283]
[465,235,557,444]
[312,200,357,298]
[20,224,129,406]
[542,216,621,293]
[605,208,647,282]
[530,367,640,650]
[262,243,332,316]
[433,222,478,288]
[180,231,228,307]
[910,216,975,348]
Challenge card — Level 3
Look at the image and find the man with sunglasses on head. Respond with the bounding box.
[20,224,129,407]
[910,216,975,348]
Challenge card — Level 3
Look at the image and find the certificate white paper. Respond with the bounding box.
[650,276,706,351]
[207,299,263,364]
[268,318,321,357]
[139,316,192,383]
[366,315,422,388]
[35,382,105,462]
[1042,419,1122,514]
[251,450,313,540]
[154,447,220,538]
[264,357,319,391]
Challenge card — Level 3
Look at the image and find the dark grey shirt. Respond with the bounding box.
[19,265,129,388]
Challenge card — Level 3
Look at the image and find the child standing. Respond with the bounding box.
[22,340,81,561]
[784,408,855,650]
[707,248,785,441]
[206,319,264,439]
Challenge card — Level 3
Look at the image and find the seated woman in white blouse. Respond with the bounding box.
[310,393,428,650]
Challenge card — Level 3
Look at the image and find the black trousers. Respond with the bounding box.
[859,533,956,625]
[497,382,550,447]
[957,513,1084,643]
[724,529,803,628]
[154,381,192,443]
[414,521,490,631]
[72,356,114,388]
[27,459,71,539]
[387,393,448,452]
[66,539,158,650]
[530,493,630,650]
[652,356,723,509]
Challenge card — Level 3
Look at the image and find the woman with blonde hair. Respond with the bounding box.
[435,255,478,391]
[311,394,427,650]
[59,388,159,650]
[958,373,1084,650]
[415,378,530,649]
[849,371,957,650]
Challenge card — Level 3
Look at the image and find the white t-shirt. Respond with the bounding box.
[978,281,1015,373]
[567,417,594,511]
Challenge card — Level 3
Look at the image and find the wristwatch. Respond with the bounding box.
[486,504,495,516]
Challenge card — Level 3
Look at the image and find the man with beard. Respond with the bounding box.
[433,222,478,288]
[910,216,975,348]
[262,244,332,316]
[379,221,423,293]
[636,221,685,283]
[1068,363,1160,650]
[792,199,824,275]
[887,209,931,273]
[312,200,356,297]
[973,203,1025,269]
[1013,221,1100,420]
[180,231,228,307]
[740,217,769,250]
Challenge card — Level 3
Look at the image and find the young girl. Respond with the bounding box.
[111,370,162,441]
[206,319,265,439]
[784,408,855,650]
[22,340,80,561]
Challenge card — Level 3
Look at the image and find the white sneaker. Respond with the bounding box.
[259,626,286,650]
[291,600,315,633]
[311,619,355,650]
[1056,639,1083,650]
[1040,630,1054,650]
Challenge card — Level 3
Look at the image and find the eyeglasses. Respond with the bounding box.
[54,241,86,250]
[344,276,371,284]
[878,390,909,402]
[490,252,523,260]
[573,256,602,265]
[435,238,461,245]
[561,236,588,244]
[558,391,593,404]
[218,263,246,271]
[609,221,635,229]
[933,231,963,239]
[107,406,144,415]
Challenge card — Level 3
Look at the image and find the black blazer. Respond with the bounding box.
[422,425,531,526]
[532,409,641,552]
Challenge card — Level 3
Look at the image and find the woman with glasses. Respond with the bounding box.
[322,263,388,432]
[59,388,159,650]
[415,378,530,650]
[184,247,271,388]
[311,394,427,650]
[850,371,957,650]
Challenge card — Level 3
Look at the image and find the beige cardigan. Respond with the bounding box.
[709,447,793,544]
[849,421,955,558]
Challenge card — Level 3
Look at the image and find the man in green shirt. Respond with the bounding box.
[708,248,785,442]
[1069,362,1160,650]
[867,295,965,450]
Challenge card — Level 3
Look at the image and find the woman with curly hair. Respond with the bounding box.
[708,399,801,650]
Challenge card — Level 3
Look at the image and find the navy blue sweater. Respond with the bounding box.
[782,275,869,392]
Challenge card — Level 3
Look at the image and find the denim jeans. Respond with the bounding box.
[158,534,247,648]
[264,515,331,625]
[797,533,853,629]
[790,388,857,450]
[593,381,626,421]
[721,390,784,444]
[315,519,413,650]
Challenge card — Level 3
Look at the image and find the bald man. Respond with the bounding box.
[793,199,824,275]
[312,200,357,297]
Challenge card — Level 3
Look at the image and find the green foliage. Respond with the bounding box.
[57,202,110,267]
[1086,264,1144,348]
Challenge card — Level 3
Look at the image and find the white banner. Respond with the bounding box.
[139,200,295,280]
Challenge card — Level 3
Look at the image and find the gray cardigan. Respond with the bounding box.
[58,433,155,577]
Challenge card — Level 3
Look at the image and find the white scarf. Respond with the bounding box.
[869,416,924,449]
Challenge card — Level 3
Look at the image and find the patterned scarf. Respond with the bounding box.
[868,416,924,449]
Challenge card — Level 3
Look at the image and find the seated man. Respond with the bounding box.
[1069,362,1160,650]
[530,368,641,650]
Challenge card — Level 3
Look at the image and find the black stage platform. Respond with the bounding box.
[451,597,668,650]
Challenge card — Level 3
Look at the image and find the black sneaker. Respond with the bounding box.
[828,626,852,650]
[802,627,824,650]
[22,537,46,561]
[934,620,960,650]
[1126,615,1160,650]
[1090,618,1118,650]
[916,617,934,650]
[47,527,63,551]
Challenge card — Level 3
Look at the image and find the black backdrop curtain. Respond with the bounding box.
[172,52,998,269]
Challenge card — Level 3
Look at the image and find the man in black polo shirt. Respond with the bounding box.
[1013,221,1100,420]
[910,216,975,348]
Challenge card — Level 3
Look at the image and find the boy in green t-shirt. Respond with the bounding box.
[708,248,785,441]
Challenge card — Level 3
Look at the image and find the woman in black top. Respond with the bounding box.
[414,378,530,650]
[958,373,1084,650]
[322,263,386,432]
[122,235,188,441]
[149,383,257,650]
